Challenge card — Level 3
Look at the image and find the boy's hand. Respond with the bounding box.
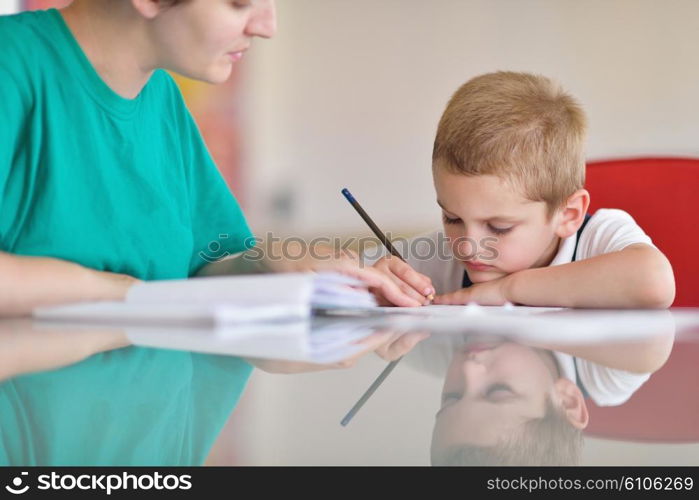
[287,255,431,308]
[371,256,435,307]
[372,329,431,361]
[433,274,512,306]
[246,329,430,374]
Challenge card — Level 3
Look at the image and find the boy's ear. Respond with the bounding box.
[553,378,589,429]
[554,189,590,239]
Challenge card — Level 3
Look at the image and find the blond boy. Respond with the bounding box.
[371,71,675,309]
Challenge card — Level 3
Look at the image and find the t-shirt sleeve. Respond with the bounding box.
[177,101,254,276]
[553,351,650,406]
[575,208,656,260]
[575,357,651,406]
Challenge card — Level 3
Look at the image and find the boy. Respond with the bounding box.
[370,71,675,309]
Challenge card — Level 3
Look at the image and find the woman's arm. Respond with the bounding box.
[0,319,131,382]
[0,251,139,317]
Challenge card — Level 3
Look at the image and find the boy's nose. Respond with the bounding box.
[460,356,489,394]
[453,236,478,261]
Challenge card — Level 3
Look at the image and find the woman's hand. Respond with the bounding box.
[92,269,142,301]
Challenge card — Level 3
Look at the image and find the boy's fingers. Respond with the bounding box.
[388,259,435,297]
[337,263,425,307]
[380,280,425,307]
[391,276,431,305]
[351,267,425,307]
[375,331,431,361]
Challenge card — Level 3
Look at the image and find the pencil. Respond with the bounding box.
[341,188,434,300]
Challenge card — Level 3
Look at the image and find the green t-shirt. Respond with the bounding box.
[0,9,255,465]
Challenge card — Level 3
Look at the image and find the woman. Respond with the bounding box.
[0,0,424,315]
[0,0,422,465]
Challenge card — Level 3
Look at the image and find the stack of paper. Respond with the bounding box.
[33,272,377,326]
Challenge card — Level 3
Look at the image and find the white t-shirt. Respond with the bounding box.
[552,351,650,406]
[370,208,655,405]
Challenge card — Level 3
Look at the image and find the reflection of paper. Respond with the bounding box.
[383,307,676,343]
[122,320,376,364]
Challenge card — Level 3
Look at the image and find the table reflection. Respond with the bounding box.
[1,308,696,466]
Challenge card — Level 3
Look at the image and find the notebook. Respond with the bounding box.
[33,272,377,326]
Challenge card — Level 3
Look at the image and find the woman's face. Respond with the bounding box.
[151,0,276,83]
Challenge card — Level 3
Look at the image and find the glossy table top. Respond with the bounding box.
[1,307,698,466]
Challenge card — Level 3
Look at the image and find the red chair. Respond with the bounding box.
[583,157,699,443]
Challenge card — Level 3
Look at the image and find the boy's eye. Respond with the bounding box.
[442,214,462,225]
[441,391,461,404]
[485,383,515,401]
[487,223,513,235]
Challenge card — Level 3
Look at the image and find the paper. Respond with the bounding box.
[122,320,376,363]
[32,302,307,326]
[377,303,564,316]
[33,272,376,325]
[318,303,564,318]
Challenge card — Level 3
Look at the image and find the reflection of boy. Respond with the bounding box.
[411,339,653,466]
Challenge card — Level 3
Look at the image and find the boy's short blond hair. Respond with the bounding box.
[431,399,583,466]
[432,71,587,213]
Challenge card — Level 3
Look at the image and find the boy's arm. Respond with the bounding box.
[505,243,675,308]
[521,312,675,373]
[436,243,675,309]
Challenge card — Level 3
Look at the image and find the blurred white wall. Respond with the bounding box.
[241,0,699,237]
[0,0,19,15]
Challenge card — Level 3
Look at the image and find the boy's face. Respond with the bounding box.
[433,168,564,283]
[431,340,557,456]
[152,0,277,83]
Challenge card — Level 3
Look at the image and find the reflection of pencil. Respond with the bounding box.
[341,188,434,301]
[341,358,401,426]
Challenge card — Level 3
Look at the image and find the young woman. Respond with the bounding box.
[0,0,424,465]
[0,0,425,316]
